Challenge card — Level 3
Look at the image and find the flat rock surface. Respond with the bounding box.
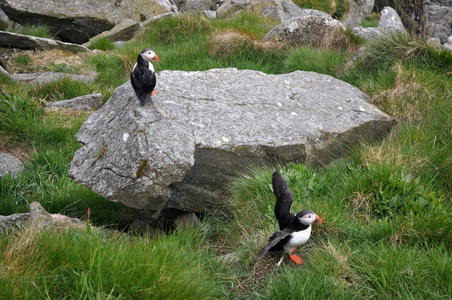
[12,72,94,85]
[46,93,103,112]
[0,31,90,53]
[69,68,393,212]
[0,152,24,177]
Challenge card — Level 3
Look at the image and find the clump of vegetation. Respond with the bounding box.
[361,13,380,27]
[89,37,116,51]
[0,9,451,299]
[10,23,54,39]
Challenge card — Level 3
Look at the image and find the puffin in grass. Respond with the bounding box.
[257,170,323,265]
[131,48,159,106]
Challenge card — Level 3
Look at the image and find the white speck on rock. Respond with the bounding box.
[359,106,366,112]
[123,133,129,142]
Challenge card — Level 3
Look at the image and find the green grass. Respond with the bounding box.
[89,37,116,51]
[1,12,451,299]
[9,23,54,39]
[0,225,222,299]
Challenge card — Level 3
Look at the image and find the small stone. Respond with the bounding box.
[174,213,201,230]
[0,152,24,178]
[29,202,53,229]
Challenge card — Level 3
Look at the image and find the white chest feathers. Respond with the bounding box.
[132,62,155,73]
[283,225,312,253]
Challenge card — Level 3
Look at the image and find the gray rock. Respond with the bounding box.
[217,252,239,263]
[0,7,8,24]
[128,219,165,236]
[175,0,213,13]
[341,0,375,28]
[378,6,407,36]
[12,72,94,85]
[352,6,407,41]
[140,12,179,27]
[0,64,8,75]
[69,68,393,213]
[427,37,442,49]
[217,0,304,22]
[442,42,452,53]
[84,19,141,47]
[0,152,23,177]
[425,3,452,44]
[203,10,217,19]
[0,213,29,233]
[0,0,178,44]
[46,93,103,112]
[351,26,383,40]
[262,12,346,46]
[0,202,91,233]
[0,31,91,53]
[29,202,53,229]
[174,213,201,230]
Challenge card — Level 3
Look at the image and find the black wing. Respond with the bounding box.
[272,170,296,230]
[130,57,156,106]
[257,229,292,258]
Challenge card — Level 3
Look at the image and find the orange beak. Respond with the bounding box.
[314,214,323,224]
[152,54,159,62]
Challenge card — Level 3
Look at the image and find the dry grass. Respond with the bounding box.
[320,240,358,287]
[43,107,90,129]
[6,49,94,75]
[319,27,359,53]
[371,64,432,123]
[347,192,374,223]
[208,30,283,57]
[0,134,32,163]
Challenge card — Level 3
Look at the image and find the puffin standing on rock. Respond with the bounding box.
[131,48,159,106]
[257,170,323,265]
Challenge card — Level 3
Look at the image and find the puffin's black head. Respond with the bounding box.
[140,48,159,62]
[296,209,323,225]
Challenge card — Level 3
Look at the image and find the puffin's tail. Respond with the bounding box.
[139,92,151,106]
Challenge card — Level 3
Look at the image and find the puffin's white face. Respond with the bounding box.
[298,213,322,226]
[141,49,159,62]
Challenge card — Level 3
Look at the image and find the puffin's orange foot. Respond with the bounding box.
[151,90,157,95]
[290,247,297,254]
[288,254,303,265]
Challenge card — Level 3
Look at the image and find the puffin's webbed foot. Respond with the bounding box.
[288,247,303,264]
[288,254,303,264]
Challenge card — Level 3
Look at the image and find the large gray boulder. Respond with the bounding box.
[217,0,304,22]
[341,0,375,28]
[262,10,346,46]
[0,31,91,53]
[69,68,393,213]
[0,0,178,43]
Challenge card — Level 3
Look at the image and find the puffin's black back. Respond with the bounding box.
[131,52,156,106]
[272,170,296,230]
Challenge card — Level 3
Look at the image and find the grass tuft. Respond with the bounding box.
[89,37,116,51]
